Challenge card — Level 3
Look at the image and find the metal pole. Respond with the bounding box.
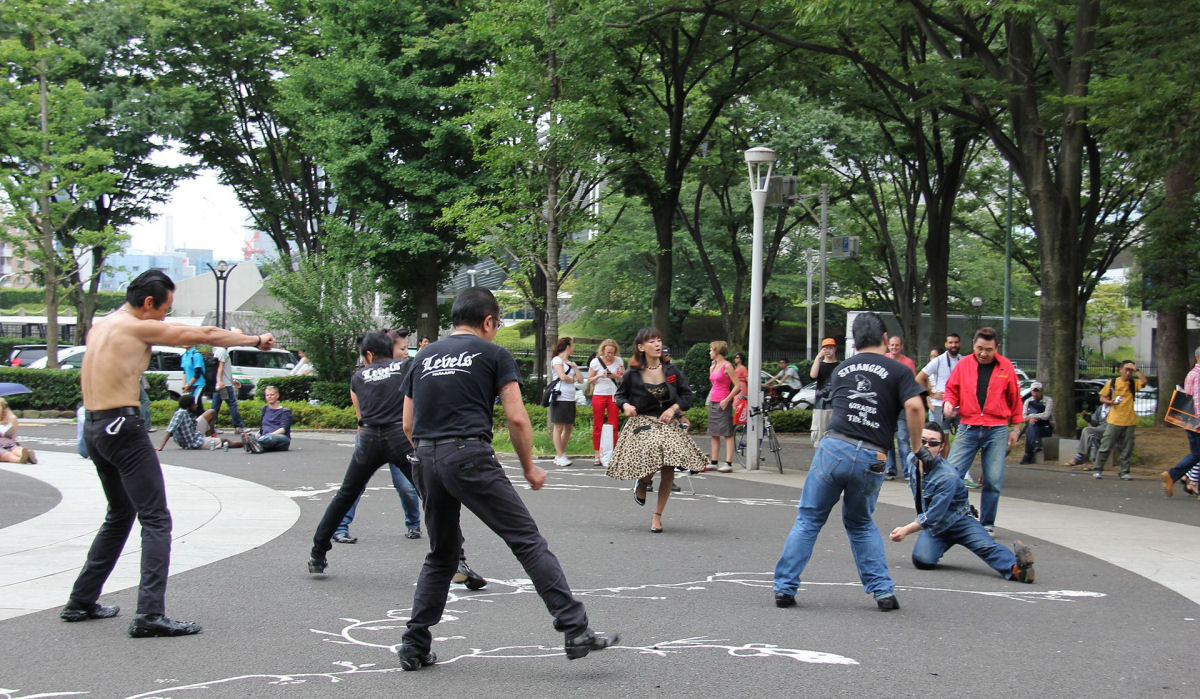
[745,147,775,471]
[806,250,813,361]
[818,184,828,343]
[1003,168,1012,355]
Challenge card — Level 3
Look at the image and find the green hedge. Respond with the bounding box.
[310,381,352,408]
[488,401,810,434]
[255,375,319,401]
[0,366,81,410]
[151,399,358,430]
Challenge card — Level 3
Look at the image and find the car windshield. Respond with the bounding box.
[229,350,296,369]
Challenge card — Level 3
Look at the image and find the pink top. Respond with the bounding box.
[709,363,733,402]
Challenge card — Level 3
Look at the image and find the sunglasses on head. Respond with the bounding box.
[920,438,942,447]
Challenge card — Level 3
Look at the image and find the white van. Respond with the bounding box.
[224,347,298,396]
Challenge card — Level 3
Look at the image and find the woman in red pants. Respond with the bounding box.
[586,338,624,465]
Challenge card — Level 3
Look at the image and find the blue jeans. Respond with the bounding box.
[885,410,911,476]
[258,433,291,452]
[773,437,893,599]
[950,424,1009,527]
[210,385,244,430]
[1167,430,1200,481]
[1023,422,1053,459]
[911,511,1017,578]
[338,462,422,534]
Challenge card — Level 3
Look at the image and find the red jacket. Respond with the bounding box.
[943,354,1023,427]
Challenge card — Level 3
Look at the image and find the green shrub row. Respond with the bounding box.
[0,366,167,410]
[490,401,811,434]
[254,375,320,401]
[150,399,358,430]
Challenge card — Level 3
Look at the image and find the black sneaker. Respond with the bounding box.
[60,602,120,622]
[876,594,900,611]
[405,528,422,539]
[307,556,327,575]
[774,592,796,608]
[1011,541,1036,583]
[564,628,619,660]
[452,560,487,590]
[397,645,437,671]
[128,614,202,638]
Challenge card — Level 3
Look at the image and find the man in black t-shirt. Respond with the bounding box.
[809,337,839,446]
[306,332,484,589]
[773,312,927,612]
[396,288,616,671]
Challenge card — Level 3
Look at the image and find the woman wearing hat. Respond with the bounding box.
[809,338,839,446]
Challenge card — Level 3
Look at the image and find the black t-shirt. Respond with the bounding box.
[815,361,837,409]
[402,333,522,441]
[351,357,412,426]
[976,361,996,412]
[826,352,926,448]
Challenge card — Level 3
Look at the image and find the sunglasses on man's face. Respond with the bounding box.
[921,438,942,447]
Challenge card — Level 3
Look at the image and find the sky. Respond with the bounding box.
[123,148,254,262]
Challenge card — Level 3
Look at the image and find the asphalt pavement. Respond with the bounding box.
[1,420,1198,698]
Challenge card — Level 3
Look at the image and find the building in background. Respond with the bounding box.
[0,240,36,288]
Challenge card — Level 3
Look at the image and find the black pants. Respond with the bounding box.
[402,439,588,652]
[311,424,469,563]
[69,412,172,615]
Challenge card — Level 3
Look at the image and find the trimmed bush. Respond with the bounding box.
[310,381,353,408]
[770,409,811,433]
[681,342,712,400]
[0,367,81,410]
[256,375,320,401]
[145,373,169,401]
[151,399,357,430]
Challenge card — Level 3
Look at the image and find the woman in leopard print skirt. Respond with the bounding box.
[605,327,707,532]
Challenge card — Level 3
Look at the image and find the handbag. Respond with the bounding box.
[733,396,748,425]
[540,378,561,407]
[1165,389,1200,433]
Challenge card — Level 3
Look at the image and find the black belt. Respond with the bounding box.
[824,431,890,457]
[416,436,490,447]
[358,420,403,428]
[86,406,141,421]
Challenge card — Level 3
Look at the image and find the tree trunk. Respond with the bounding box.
[413,266,440,341]
[1152,145,1199,420]
[650,200,675,344]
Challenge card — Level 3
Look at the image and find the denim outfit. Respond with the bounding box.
[402,439,588,653]
[257,433,291,451]
[884,410,911,477]
[773,437,893,600]
[1167,431,1200,483]
[907,455,1018,577]
[210,385,244,430]
[949,424,1009,528]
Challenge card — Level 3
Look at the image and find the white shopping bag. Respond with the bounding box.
[599,423,615,467]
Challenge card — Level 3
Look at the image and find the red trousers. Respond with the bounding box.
[591,395,619,450]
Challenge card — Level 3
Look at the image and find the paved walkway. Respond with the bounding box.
[0,452,299,621]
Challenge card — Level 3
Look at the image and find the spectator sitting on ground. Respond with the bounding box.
[158,394,243,451]
[244,385,293,454]
[1019,382,1054,464]
[0,396,37,463]
[1064,405,1107,467]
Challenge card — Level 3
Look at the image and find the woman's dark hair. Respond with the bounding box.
[451,287,500,329]
[554,337,573,354]
[628,327,663,369]
[733,352,746,364]
[851,311,887,350]
[359,331,394,360]
[126,270,175,309]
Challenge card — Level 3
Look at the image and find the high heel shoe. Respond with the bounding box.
[650,512,663,533]
[634,479,649,507]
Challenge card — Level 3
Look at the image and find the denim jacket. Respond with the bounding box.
[906,453,971,537]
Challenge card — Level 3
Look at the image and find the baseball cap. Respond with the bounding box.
[1030,381,1043,390]
[821,338,836,348]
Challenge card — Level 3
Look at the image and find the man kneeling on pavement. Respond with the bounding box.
[158,394,243,451]
[890,422,1036,584]
[243,385,292,454]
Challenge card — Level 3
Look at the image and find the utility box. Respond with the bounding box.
[766,175,797,208]
[829,235,859,259]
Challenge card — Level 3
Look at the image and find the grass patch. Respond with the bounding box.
[491,427,597,457]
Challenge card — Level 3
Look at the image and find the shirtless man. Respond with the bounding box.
[60,270,274,637]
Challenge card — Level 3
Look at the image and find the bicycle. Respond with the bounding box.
[733,404,783,474]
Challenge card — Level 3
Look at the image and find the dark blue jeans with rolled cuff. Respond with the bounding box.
[402,439,588,653]
[1167,430,1200,482]
[773,436,894,600]
[911,509,1018,578]
[312,423,428,558]
[210,385,244,430]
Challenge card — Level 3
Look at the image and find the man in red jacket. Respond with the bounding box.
[943,327,1024,533]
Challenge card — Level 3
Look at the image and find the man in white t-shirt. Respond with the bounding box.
[917,332,962,432]
[211,344,245,432]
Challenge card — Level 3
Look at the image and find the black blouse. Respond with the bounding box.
[614,363,694,415]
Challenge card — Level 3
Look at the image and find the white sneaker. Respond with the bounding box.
[717,463,733,473]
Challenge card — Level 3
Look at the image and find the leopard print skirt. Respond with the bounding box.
[605,414,708,481]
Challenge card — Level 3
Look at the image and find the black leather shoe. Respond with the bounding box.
[128,614,202,638]
[397,645,437,671]
[452,560,487,590]
[564,628,619,660]
[60,602,120,622]
[876,595,900,611]
[308,556,327,574]
[774,592,796,608]
[405,528,422,539]
[332,532,357,544]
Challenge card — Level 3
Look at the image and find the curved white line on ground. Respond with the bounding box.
[723,469,1200,606]
[0,451,299,621]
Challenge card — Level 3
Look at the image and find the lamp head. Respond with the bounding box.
[971,296,983,309]
[744,146,776,165]
[216,260,228,274]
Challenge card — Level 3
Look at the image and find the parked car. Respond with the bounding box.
[27,346,86,370]
[8,344,48,367]
[225,347,298,396]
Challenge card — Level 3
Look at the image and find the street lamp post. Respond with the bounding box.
[970,296,984,333]
[467,268,478,287]
[206,260,238,328]
[745,146,775,471]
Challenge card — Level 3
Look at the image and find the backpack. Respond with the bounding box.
[540,378,561,407]
[202,355,219,394]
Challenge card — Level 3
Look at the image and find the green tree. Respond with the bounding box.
[259,256,381,383]
[0,0,118,363]
[1083,283,1135,359]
